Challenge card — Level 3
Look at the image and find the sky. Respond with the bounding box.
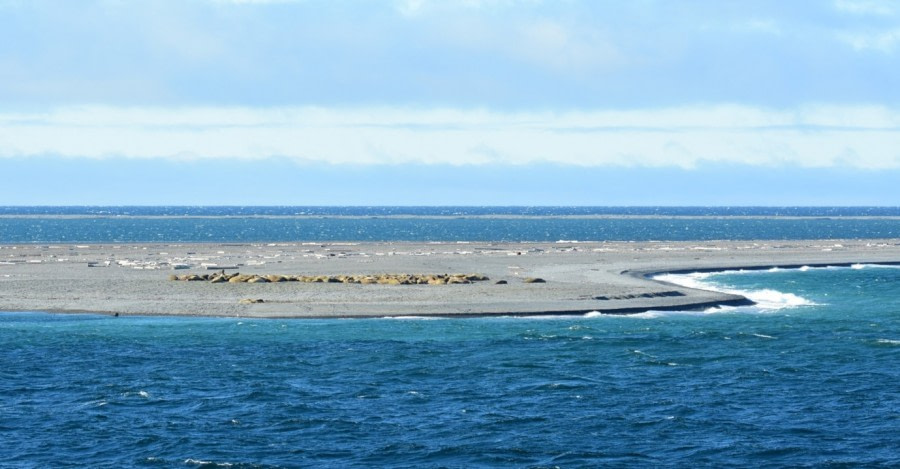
[1,0,900,205]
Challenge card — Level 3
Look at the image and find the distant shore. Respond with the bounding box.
[2,240,900,318]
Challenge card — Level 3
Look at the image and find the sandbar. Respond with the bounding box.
[1,239,899,318]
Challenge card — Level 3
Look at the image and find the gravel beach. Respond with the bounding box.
[2,240,900,318]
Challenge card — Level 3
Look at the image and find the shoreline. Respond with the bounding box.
[2,239,900,318]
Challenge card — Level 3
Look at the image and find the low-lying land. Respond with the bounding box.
[2,240,900,317]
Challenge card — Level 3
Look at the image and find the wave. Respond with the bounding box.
[654,263,900,315]
[851,263,900,270]
[383,315,445,320]
[654,271,816,313]
[184,458,234,467]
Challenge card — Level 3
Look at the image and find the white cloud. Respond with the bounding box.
[211,0,306,4]
[841,29,900,52]
[511,19,622,71]
[739,19,782,35]
[1,105,899,169]
[834,0,896,16]
[395,0,426,16]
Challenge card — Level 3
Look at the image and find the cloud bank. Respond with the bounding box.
[3,0,900,109]
[1,106,899,169]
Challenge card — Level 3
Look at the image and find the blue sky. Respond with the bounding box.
[1,0,899,205]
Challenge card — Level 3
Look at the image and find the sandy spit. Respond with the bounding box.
[2,240,899,318]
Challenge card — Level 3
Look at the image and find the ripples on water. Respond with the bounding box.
[2,216,900,243]
[3,206,900,217]
[2,206,900,243]
[1,268,899,466]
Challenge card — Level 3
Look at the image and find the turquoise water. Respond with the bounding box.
[2,266,899,466]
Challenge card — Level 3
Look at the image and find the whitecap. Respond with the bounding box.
[624,305,744,318]
[876,339,900,345]
[654,272,715,290]
[654,272,817,312]
[743,289,815,310]
[76,399,107,409]
[850,263,900,270]
[184,459,234,467]
[751,333,776,339]
[583,311,603,318]
[608,310,675,319]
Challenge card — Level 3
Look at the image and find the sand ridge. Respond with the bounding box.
[2,240,900,317]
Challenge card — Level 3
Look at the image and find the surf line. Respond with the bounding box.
[638,261,900,313]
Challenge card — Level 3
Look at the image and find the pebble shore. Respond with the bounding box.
[2,240,900,317]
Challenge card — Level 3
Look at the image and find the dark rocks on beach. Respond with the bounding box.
[592,290,685,301]
[523,277,546,283]
[495,280,508,284]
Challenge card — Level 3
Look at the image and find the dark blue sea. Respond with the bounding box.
[2,207,900,466]
[1,206,899,243]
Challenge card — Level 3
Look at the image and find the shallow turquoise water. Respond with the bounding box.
[2,266,899,467]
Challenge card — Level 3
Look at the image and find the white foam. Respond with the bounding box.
[654,272,714,290]
[751,333,776,339]
[607,309,715,319]
[185,459,233,467]
[654,271,816,312]
[876,339,900,345]
[850,263,900,270]
[383,315,443,320]
[744,289,815,309]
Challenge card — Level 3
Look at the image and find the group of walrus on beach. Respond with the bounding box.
[169,271,547,285]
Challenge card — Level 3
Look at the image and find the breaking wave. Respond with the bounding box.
[654,269,817,312]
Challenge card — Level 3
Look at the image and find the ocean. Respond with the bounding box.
[1,206,899,243]
[1,207,899,466]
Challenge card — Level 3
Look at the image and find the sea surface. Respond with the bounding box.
[1,266,899,466]
[1,206,899,243]
[2,207,899,466]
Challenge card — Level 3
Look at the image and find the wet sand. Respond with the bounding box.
[2,240,900,318]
